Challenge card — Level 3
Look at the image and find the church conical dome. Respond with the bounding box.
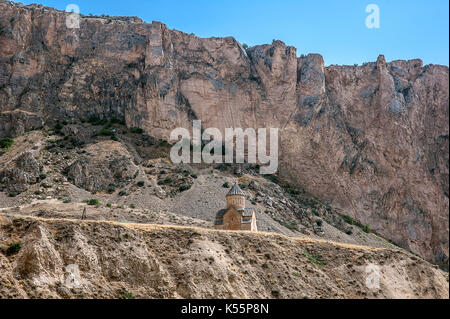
[226,182,245,196]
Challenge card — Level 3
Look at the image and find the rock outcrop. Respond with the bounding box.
[0,2,448,267]
[0,151,43,194]
[65,141,139,193]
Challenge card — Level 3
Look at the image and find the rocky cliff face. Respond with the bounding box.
[0,2,448,267]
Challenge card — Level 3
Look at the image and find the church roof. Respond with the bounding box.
[216,207,254,220]
[242,208,254,217]
[216,209,227,219]
[226,182,245,196]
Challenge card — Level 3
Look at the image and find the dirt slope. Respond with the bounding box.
[0,214,447,299]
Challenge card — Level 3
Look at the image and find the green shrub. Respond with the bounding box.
[222,182,230,188]
[87,199,100,206]
[265,175,280,184]
[362,224,371,233]
[190,174,198,179]
[0,137,14,154]
[87,115,108,126]
[54,122,63,130]
[130,204,136,209]
[97,128,114,137]
[179,184,191,192]
[159,139,169,146]
[316,219,323,227]
[343,215,355,225]
[110,117,125,125]
[137,181,145,187]
[107,185,116,194]
[158,177,172,185]
[121,290,135,299]
[118,190,127,196]
[6,242,22,255]
[106,203,112,208]
[130,127,143,134]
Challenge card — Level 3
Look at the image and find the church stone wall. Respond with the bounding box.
[223,209,242,230]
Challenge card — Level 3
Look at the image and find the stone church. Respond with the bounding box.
[214,182,258,231]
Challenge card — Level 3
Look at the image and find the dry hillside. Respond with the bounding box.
[0,214,448,299]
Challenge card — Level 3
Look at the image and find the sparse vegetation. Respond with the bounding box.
[107,185,116,194]
[362,224,371,233]
[158,177,173,185]
[343,215,355,225]
[130,127,143,134]
[96,127,114,137]
[343,215,371,233]
[6,242,22,255]
[302,250,326,267]
[0,137,14,154]
[119,289,135,299]
[273,218,298,231]
[87,199,100,206]
[179,184,191,192]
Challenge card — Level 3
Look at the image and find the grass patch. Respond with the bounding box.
[119,289,135,299]
[302,250,326,267]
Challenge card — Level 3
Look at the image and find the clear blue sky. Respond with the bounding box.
[18,0,449,66]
